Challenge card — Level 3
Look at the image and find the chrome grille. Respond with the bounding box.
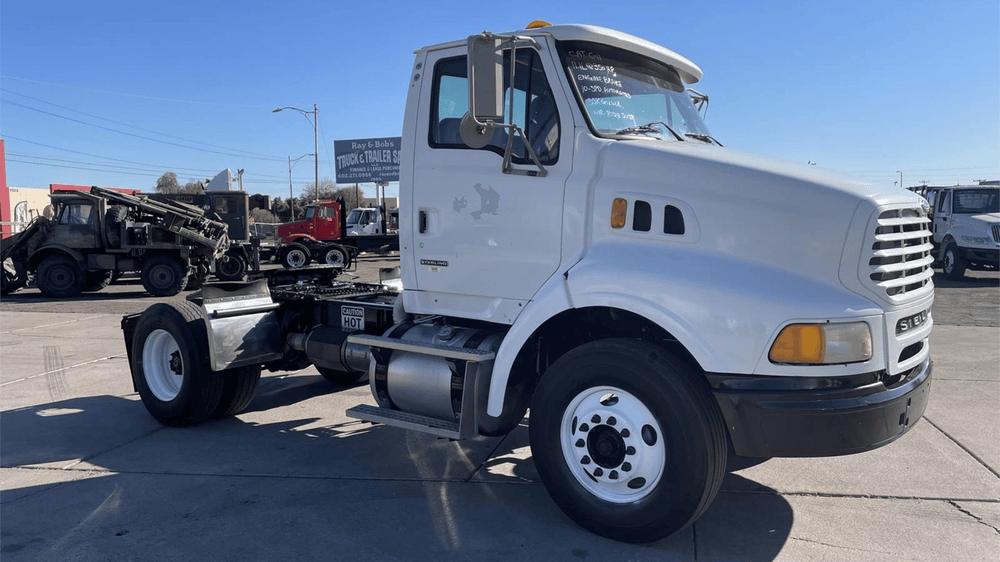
[868,208,934,298]
[992,224,1000,244]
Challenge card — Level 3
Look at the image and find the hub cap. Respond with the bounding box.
[143,329,183,402]
[286,249,307,268]
[560,386,665,503]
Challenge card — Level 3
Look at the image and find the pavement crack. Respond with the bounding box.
[923,417,1000,479]
[948,500,1000,535]
[789,536,892,554]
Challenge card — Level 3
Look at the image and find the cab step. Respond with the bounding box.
[346,405,460,439]
[344,333,495,440]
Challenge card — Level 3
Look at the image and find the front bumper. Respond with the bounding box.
[710,356,932,458]
[959,246,1000,266]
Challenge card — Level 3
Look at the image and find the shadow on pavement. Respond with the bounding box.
[2,383,794,561]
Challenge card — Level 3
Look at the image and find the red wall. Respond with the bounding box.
[1,139,9,237]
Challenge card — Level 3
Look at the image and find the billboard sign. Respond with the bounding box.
[334,137,401,183]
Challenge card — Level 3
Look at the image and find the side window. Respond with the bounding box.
[938,191,950,214]
[429,51,560,164]
[59,203,93,225]
[214,197,231,215]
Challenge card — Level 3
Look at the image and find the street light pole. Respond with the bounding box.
[274,104,320,204]
[897,170,903,189]
[287,153,313,221]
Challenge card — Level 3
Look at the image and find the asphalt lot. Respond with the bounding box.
[1,260,998,561]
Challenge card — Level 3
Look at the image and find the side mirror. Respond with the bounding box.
[467,34,503,123]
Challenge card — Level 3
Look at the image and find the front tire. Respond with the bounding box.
[131,301,224,426]
[529,339,727,543]
[943,243,966,280]
[35,255,84,297]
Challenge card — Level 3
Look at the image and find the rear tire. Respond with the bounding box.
[279,243,311,268]
[82,270,113,292]
[316,366,368,386]
[318,246,348,268]
[215,253,248,281]
[141,255,188,296]
[35,255,84,297]
[528,339,727,544]
[131,301,224,426]
[212,365,261,417]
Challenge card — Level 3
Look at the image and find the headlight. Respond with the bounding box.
[961,235,989,245]
[769,322,872,365]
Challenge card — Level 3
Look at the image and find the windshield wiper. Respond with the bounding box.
[615,121,684,141]
[684,132,723,146]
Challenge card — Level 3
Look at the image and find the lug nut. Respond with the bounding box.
[579,423,590,432]
[607,416,617,426]
[609,470,618,480]
[575,439,585,448]
[581,456,591,465]
[591,414,601,424]
[593,468,603,477]
[622,462,632,472]
[626,446,636,455]
[621,429,630,438]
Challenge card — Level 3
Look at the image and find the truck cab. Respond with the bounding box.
[924,185,1000,279]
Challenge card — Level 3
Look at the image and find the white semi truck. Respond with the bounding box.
[122,22,934,543]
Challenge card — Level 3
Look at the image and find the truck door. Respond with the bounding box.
[933,190,952,241]
[411,45,571,307]
[53,199,99,250]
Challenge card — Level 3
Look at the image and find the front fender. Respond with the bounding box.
[29,245,86,268]
[487,241,883,417]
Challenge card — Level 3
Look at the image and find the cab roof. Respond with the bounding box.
[417,23,702,84]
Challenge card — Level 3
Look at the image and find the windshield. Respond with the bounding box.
[346,209,363,224]
[557,40,711,140]
[953,189,1000,214]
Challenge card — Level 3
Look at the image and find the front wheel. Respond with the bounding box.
[35,255,84,297]
[131,301,224,426]
[528,339,728,543]
[943,243,966,280]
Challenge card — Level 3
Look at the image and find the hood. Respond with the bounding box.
[589,139,925,289]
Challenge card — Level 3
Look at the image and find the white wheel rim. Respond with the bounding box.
[143,329,183,402]
[560,386,665,503]
[287,250,307,267]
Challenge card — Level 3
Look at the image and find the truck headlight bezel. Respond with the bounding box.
[769,321,873,365]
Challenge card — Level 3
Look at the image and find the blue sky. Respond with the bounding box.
[2,0,997,201]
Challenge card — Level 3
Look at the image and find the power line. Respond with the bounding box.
[2,88,282,160]
[1,75,268,108]
[3,99,285,162]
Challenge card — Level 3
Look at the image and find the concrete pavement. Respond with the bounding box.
[1,311,998,561]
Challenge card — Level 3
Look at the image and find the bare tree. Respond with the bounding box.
[154,172,181,193]
[302,179,363,211]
